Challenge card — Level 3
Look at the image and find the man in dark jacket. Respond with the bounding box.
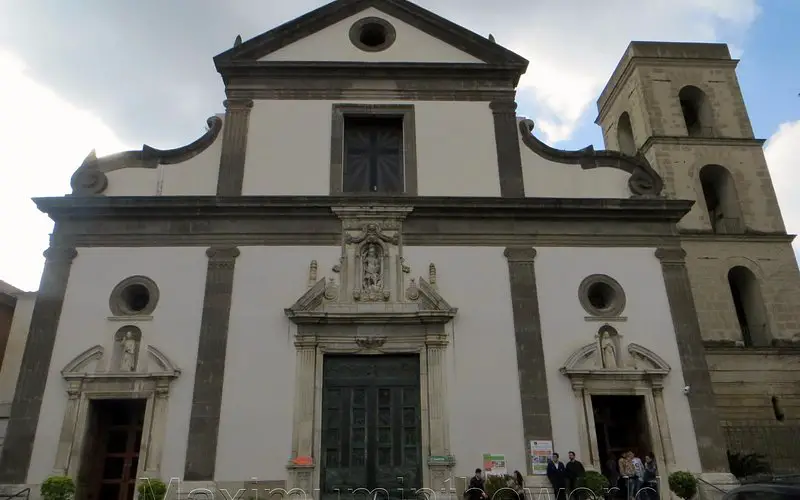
[565,451,586,498]
[546,453,567,500]
[466,468,487,500]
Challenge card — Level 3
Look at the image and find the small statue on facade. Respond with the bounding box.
[600,334,618,369]
[362,244,383,293]
[119,331,139,372]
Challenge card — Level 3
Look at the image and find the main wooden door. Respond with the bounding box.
[321,355,422,500]
[85,399,146,500]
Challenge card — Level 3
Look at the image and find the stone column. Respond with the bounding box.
[651,384,675,468]
[504,247,552,475]
[571,382,592,468]
[53,384,82,475]
[490,100,525,197]
[425,334,454,497]
[0,245,78,483]
[216,99,254,196]
[145,384,170,474]
[288,336,317,492]
[184,246,240,481]
[655,248,729,472]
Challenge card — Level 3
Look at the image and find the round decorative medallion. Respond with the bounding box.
[578,274,626,317]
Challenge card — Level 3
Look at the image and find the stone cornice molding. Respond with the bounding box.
[69,116,223,196]
[518,119,665,197]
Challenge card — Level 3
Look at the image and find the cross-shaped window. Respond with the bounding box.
[342,116,404,194]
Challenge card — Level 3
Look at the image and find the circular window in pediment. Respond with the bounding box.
[349,17,396,52]
[578,274,626,317]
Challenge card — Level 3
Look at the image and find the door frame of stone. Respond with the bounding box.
[561,341,676,490]
[54,344,180,482]
[287,328,454,496]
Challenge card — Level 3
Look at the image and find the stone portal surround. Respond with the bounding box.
[289,325,454,496]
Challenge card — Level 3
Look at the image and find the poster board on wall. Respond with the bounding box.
[529,440,553,475]
[482,453,507,476]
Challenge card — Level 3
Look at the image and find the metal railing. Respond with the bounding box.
[0,488,30,499]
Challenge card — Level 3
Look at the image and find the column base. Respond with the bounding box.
[695,473,739,500]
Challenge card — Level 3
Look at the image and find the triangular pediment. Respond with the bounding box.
[559,341,671,380]
[215,0,527,68]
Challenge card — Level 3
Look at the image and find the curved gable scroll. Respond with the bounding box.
[518,119,664,198]
[62,344,181,382]
[69,115,223,196]
[560,341,670,383]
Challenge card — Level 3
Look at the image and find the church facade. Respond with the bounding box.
[1,0,798,499]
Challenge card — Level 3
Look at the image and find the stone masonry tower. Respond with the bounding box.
[596,42,800,472]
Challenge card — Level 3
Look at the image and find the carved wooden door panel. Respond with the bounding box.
[321,355,422,500]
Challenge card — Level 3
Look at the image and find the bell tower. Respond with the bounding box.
[596,41,800,471]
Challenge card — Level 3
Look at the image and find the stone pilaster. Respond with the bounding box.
[651,384,675,467]
[0,245,77,483]
[291,338,317,459]
[426,335,450,457]
[490,100,525,198]
[184,246,240,481]
[504,247,551,475]
[655,247,729,472]
[52,384,82,475]
[216,99,254,196]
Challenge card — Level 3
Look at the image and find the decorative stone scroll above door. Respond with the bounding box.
[54,343,180,481]
[283,206,459,496]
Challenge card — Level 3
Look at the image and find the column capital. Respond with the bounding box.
[223,98,254,110]
[43,246,78,263]
[504,247,537,262]
[655,247,686,264]
[489,99,518,114]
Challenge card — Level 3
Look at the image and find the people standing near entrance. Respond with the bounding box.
[465,468,487,500]
[618,451,635,500]
[631,452,644,497]
[641,453,658,500]
[546,453,567,500]
[565,451,586,498]
[604,454,620,498]
[511,470,525,500]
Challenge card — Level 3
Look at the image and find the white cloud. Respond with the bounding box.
[764,120,800,254]
[0,49,129,291]
[490,0,761,143]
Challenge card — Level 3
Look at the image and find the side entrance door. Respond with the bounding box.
[320,354,422,500]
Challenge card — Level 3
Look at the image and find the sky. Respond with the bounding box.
[0,0,798,292]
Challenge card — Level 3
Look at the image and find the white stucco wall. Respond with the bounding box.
[102,115,224,197]
[403,247,526,479]
[215,246,341,482]
[27,247,209,484]
[535,247,703,472]
[519,133,631,199]
[0,292,35,404]
[259,8,483,64]
[242,100,500,197]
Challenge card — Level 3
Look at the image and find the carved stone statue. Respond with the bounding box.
[362,244,383,293]
[600,335,617,369]
[119,332,139,372]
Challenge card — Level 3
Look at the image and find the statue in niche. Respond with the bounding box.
[119,331,139,372]
[362,244,384,294]
[600,333,618,369]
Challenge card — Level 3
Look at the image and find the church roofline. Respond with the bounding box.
[214,0,528,77]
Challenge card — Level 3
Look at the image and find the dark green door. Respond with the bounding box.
[321,355,422,500]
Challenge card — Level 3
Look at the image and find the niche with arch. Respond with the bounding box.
[617,112,636,156]
[679,85,715,137]
[112,325,142,372]
[699,164,744,234]
[727,266,770,347]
